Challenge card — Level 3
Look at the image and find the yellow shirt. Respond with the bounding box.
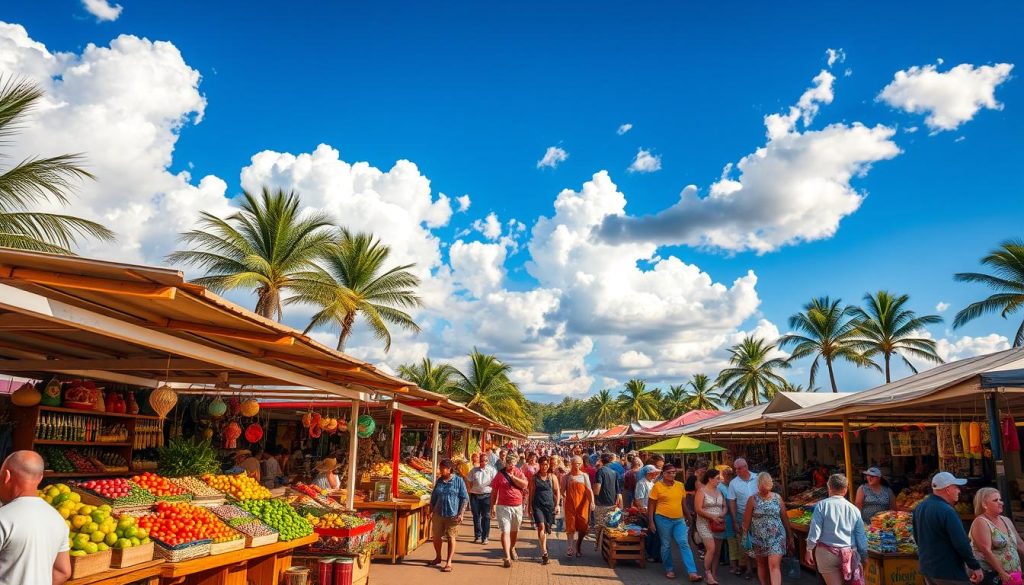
[649,481,686,519]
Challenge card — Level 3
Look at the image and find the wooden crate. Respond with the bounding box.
[600,534,646,569]
[110,541,154,568]
[210,537,246,555]
[245,532,279,548]
[70,549,112,579]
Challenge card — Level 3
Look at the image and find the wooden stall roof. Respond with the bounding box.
[0,249,524,438]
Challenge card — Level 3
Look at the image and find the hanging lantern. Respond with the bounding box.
[357,414,376,439]
[245,423,264,443]
[10,382,41,407]
[301,412,313,428]
[241,399,260,418]
[223,421,242,449]
[149,384,178,419]
[208,396,227,418]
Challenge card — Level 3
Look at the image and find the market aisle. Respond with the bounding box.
[370,518,822,585]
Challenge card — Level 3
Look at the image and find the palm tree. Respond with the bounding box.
[397,358,460,394]
[779,296,878,392]
[617,379,661,422]
[779,380,812,393]
[663,385,689,419]
[287,228,422,351]
[717,336,790,408]
[449,350,530,433]
[954,240,1024,346]
[0,77,114,253]
[683,374,722,410]
[586,389,619,429]
[850,291,944,382]
[167,186,333,320]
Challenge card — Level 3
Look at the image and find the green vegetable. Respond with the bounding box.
[157,437,221,478]
[239,499,312,541]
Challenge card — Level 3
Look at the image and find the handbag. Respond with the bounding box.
[709,517,726,532]
[742,532,754,551]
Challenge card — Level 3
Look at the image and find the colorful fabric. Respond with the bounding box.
[749,492,786,557]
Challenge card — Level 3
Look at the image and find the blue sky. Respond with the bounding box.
[3,1,1022,401]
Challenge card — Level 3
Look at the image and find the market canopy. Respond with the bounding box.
[660,403,769,437]
[981,369,1024,388]
[640,434,725,454]
[641,410,723,435]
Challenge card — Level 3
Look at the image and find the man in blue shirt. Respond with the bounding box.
[427,459,469,572]
[805,473,867,584]
[912,472,982,585]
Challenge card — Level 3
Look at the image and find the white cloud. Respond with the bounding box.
[878,62,1014,132]
[935,302,950,313]
[537,146,568,169]
[448,240,507,297]
[82,0,123,22]
[455,194,471,212]
[627,148,661,173]
[904,126,919,133]
[472,212,503,240]
[599,68,899,254]
[618,350,653,369]
[617,123,633,135]
[935,334,1010,362]
[826,48,846,68]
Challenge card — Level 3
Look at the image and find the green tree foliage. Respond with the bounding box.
[779,296,878,392]
[717,336,790,407]
[851,290,943,382]
[954,240,1024,347]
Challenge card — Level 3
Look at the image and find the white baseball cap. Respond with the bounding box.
[931,471,967,490]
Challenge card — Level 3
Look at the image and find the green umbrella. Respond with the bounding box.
[639,433,724,454]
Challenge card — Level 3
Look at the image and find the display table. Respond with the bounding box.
[865,551,923,585]
[353,499,430,563]
[67,559,163,585]
[790,523,812,569]
[159,534,317,585]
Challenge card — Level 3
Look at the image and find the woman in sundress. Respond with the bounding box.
[560,455,595,558]
[970,487,1024,585]
[695,469,727,585]
[742,473,793,585]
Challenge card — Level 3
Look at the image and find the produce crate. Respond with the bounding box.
[70,550,112,579]
[111,541,154,568]
[210,537,246,555]
[153,538,212,563]
[245,532,279,548]
[601,534,646,569]
[309,522,374,555]
[74,486,155,513]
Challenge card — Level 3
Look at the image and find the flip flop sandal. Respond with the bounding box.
[666,572,676,579]
[427,559,442,566]
[441,565,453,573]
[689,574,704,582]
[566,547,575,558]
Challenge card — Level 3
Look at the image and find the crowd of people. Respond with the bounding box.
[422,442,1024,585]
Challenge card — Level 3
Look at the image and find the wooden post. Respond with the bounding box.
[431,420,440,481]
[842,417,853,501]
[346,400,359,510]
[778,423,789,499]
[391,410,403,498]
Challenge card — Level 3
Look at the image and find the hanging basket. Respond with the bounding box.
[240,399,260,418]
[357,415,376,439]
[245,423,264,443]
[208,396,227,418]
[149,385,178,419]
[223,422,242,449]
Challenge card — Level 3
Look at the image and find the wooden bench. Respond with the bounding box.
[600,533,646,569]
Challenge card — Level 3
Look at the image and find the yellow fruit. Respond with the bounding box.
[70,516,90,530]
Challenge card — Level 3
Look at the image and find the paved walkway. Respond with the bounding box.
[371,518,821,585]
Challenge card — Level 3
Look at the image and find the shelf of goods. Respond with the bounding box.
[14,404,164,478]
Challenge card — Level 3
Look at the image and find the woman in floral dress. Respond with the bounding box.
[742,473,793,585]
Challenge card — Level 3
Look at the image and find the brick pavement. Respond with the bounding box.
[370,517,821,585]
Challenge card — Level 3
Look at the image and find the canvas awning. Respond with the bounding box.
[659,403,769,437]
[639,434,725,454]
[643,410,723,434]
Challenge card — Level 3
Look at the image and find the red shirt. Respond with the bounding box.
[492,466,526,506]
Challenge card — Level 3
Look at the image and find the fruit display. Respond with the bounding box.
[66,451,99,473]
[894,479,929,511]
[136,502,240,546]
[234,521,276,538]
[39,484,151,556]
[370,462,432,497]
[239,498,313,541]
[40,448,74,473]
[76,478,154,507]
[130,472,190,501]
[867,511,916,553]
[788,508,813,526]
[786,486,827,508]
[304,511,372,530]
[210,504,257,526]
[406,456,432,473]
[170,476,225,499]
[202,473,272,501]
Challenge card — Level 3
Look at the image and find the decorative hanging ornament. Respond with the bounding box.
[319,416,333,431]
[241,399,260,418]
[228,395,242,417]
[310,412,322,429]
[149,384,178,419]
[245,423,264,443]
[309,424,322,438]
[10,381,41,407]
[301,412,313,428]
[357,414,376,439]
[223,421,242,449]
[208,396,228,418]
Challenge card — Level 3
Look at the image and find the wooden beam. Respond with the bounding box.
[261,351,362,372]
[0,313,73,330]
[0,358,218,372]
[18,331,119,358]
[842,417,853,502]
[162,320,295,346]
[0,266,177,299]
[0,282,369,402]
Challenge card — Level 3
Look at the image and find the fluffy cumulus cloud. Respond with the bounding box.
[617,123,633,135]
[936,301,950,313]
[878,62,1014,132]
[455,194,471,212]
[826,48,846,68]
[82,0,123,22]
[599,69,901,254]
[472,212,503,240]
[537,146,568,169]
[935,334,1011,362]
[627,148,661,173]
[0,22,234,264]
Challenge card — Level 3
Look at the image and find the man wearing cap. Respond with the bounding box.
[913,472,983,585]
[427,459,469,573]
[728,458,759,580]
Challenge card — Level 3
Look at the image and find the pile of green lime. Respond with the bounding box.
[239,499,312,541]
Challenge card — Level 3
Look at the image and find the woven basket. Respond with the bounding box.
[154,539,212,563]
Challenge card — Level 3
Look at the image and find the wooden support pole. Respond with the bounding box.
[431,420,440,481]
[778,424,789,499]
[842,417,853,501]
[391,410,403,498]
[346,400,359,510]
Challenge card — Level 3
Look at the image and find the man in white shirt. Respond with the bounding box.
[468,454,497,544]
[0,451,71,585]
[727,457,760,580]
